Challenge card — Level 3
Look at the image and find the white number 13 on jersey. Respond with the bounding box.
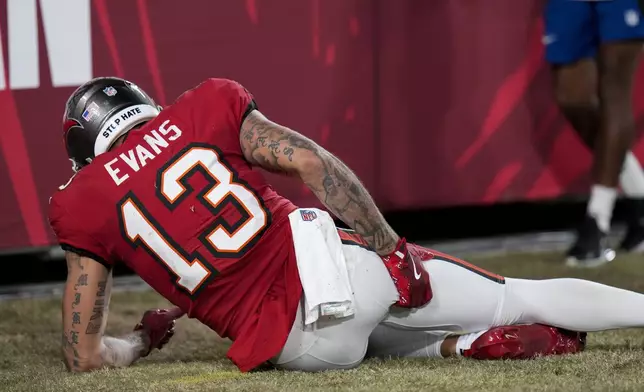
[119,145,270,295]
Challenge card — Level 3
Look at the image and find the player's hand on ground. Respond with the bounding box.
[381,238,433,308]
[134,307,185,356]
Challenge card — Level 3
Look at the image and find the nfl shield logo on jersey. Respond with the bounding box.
[103,86,117,96]
[300,210,317,222]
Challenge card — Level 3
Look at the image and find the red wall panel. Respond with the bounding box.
[0,0,640,251]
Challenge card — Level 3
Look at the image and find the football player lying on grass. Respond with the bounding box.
[53,77,641,373]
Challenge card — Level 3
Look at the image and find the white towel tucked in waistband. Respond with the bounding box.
[288,208,355,325]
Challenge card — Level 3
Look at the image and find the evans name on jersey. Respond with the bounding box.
[103,119,183,186]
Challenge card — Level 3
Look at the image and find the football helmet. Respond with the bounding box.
[62,77,161,172]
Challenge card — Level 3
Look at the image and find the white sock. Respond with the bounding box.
[587,185,617,233]
[366,327,449,359]
[455,330,487,356]
[620,152,644,198]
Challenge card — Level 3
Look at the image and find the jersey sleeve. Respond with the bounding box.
[199,78,258,131]
[49,195,113,269]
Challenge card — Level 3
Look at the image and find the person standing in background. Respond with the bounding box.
[544,0,644,267]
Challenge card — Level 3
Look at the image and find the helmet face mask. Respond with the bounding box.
[62,77,160,172]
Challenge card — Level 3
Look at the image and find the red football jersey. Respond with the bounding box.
[49,78,303,371]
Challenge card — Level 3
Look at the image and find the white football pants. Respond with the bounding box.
[271,244,644,371]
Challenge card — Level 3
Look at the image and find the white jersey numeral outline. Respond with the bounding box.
[119,144,270,295]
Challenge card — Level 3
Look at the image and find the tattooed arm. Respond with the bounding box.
[62,252,149,372]
[239,110,400,255]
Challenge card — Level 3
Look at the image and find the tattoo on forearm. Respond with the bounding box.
[86,321,101,334]
[62,331,81,371]
[90,304,104,320]
[72,293,81,308]
[86,280,107,334]
[305,156,398,254]
[96,280,106,296]
[64,252,99,371]
[240,114,399,255]
[74,274,88,290]
[64,253,86,371]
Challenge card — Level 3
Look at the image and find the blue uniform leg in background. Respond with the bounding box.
[544,0,644,267]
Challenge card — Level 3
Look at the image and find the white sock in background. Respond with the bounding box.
[455,330,487,356]
[587,185,617,233]
[619,152,644,198]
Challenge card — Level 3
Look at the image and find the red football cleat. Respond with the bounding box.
[463,324,586,360]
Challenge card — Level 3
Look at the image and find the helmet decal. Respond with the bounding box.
[94,104,160,156]
[81,102,101,122]
[103,86,117,96]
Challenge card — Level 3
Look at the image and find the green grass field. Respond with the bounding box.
[3,251,644,392]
